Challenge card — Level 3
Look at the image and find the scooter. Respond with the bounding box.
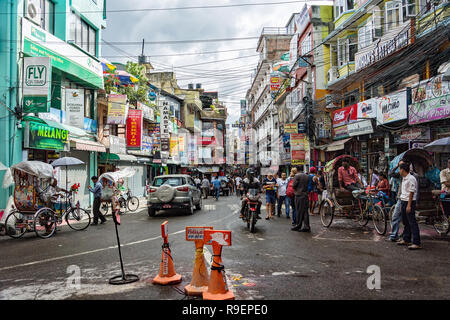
[242,188,260,233]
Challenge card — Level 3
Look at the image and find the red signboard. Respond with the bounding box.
[204,230,232,247]
[332,104,357,128]
[126,109,143,148]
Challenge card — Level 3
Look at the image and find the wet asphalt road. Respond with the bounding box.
[0,194,449,300]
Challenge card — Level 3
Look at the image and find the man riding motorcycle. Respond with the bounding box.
[240,168,262,219]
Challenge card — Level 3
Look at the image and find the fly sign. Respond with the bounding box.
[23,57,51,113]
[185,226,213,241]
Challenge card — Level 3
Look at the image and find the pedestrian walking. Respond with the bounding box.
[291,166,310,232]
[88,176,107,225]
[235,175,243,197]
[276,172,290,218]
[262,173,277,220]
[396,162,421,250]
[286,168,297,225]
[201,176,210,199]
[388,160,406,242]
[212,177,221,200]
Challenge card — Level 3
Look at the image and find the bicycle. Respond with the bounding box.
[5,191,91,239]
[354,188,389,235]
[100,189,140,216]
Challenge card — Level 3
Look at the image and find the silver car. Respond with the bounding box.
[147,174,202,217]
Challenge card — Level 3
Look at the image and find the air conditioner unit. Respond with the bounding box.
[327,67,339,83]
[26,0,42,26]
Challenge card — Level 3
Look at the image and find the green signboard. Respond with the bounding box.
[25,121,69,151]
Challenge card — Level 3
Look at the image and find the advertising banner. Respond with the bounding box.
[357,97,377,119]
[141,135,152,155]
[24,121,69,151]
[332,104,357,128]
[270,73,281,98]
[284,123,298,134]
[107,94,127,125]
[126,109,142,148]
[333,125,350,140]
[394,127,431,144]
[376,90,408,125]
[409,74,450,125]
[291,150,306,165]
[290,133,305,150]
[295,4,310,36]
[23,56,51,113]
[348,119,373,137]
[240,100,247,116]
[65,89,84,129]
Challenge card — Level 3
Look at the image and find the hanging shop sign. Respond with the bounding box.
[332,104,357,128]
[408,74,450,125]
[65,89,84,129]
[289,33,299,70]
[376,90,409,125]
[109,135,126,155]
[333,125,350,140]
[357,97,377,119]
[355,24,410,72]
[284,123,298,134]
[270,73,282,98]
[160,101,171,156]
[126,109,143,148]
[23,56,51,113]
[22,18,103,89]
[297,122,306,133]
[394,127,430,144]
[348,119,373,137]
[240,100,247,116]
[141,135,152,155]
[291,150,306,165]
[137,102,154,122]
[295,4,310,36]
[290,133,305,150]
[24,121,69,151]
[107,94,128,125]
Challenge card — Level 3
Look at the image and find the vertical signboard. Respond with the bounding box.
[126,109,142,148]
[107,94,128,125]
[23,56,51,113]
[65,89,85,128]
[240,100,247,116]
[160,101,170,156]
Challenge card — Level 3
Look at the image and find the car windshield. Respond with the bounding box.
[153,177,184,187]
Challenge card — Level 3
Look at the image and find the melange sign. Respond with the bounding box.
[23,56,51,113]
[24,121,69,151]
[65,89,84,129]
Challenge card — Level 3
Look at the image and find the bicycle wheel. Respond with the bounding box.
[373,205,387,235]
[5,210,28,239]
[34,208,57,239]
[99,202,109,215]
[66,207,91,231]
[127,196,139,212]
[319,200,334,227]
[119,197,127,214]
[433,203,449,235]
[356,199,370,227]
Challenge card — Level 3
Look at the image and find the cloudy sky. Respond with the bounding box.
[102,0,332,124]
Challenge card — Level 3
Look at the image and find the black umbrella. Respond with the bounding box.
[424,137,450,153]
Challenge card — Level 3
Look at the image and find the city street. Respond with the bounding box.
[1,195,449,300]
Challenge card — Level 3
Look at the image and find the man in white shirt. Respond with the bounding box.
[276,172,290,218]
[397,162,421,250]
[235,176,242,197]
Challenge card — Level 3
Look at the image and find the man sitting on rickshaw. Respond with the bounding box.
[338,159,363,192]
[35,178,69,209]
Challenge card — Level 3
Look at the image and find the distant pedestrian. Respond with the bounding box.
[292,166,310,232]
[262,173,277,220]
[396,162,421,250]
[212,177,221,200]
[388,160,406,242]
[317,169,326,202]
[235,176,243,197]
[286,168,297,225]
[276,172,290,218]
[88,176,107,225]
[201,176,210,199]
[308,167,319,215]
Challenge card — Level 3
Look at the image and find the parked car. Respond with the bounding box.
[147,175,202,217]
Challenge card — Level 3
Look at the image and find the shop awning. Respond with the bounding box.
[99,153,138,162]
[70,138,106,153]
[318,138,352,152]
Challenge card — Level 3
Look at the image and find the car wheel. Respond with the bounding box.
[195,197,202,211]
[148,208,156,217]
[187,199,194,215]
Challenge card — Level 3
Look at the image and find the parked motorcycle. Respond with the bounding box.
[242,188,260,233]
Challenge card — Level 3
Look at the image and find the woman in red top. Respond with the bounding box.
[377,173,390,196]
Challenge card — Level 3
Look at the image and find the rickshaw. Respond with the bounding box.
[318,155,389,235]
[388,148,448,235]
[3,161,91,239]
[98,167,139,215]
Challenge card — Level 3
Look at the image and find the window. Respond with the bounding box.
[40,0,54,34]
[69,12,97,56]
[337,37,357,66]
[403,0,416,17]
[358,20,373,49]
[335,0,354,19]
[301,33,312,56]
[385,1,401,31]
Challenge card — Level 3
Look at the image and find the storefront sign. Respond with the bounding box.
[355,25,410,72]
[332,104,357,128]
[107,95,127,125]
[295,4,310,36]
[23,56,51,113]
[333,125,349,140]
[24,121,69,151]
[297,122,306,133]
[65,89,84,128]
[290,133,305,150]
[394,127,431,144]
[137,102,154,122]
[109,135,126,154]
[141,135,152,155]
[291,150,306,165]
[409,74,450,125]
[289,33,299,70]
[357,97,377,119]
[22,18,103,89]
[270,73,281,98]
[126,109,143,148]
[284,123,298,134]
[348,119,373,137]
[376,90,408,125]
[240,100,247,116]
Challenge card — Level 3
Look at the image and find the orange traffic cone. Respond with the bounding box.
[203,230,235,300]
[184,226,213,296]
[151,221,182,285]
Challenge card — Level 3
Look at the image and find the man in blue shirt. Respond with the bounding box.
[212,177,222,200]
[88,176,107,225]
